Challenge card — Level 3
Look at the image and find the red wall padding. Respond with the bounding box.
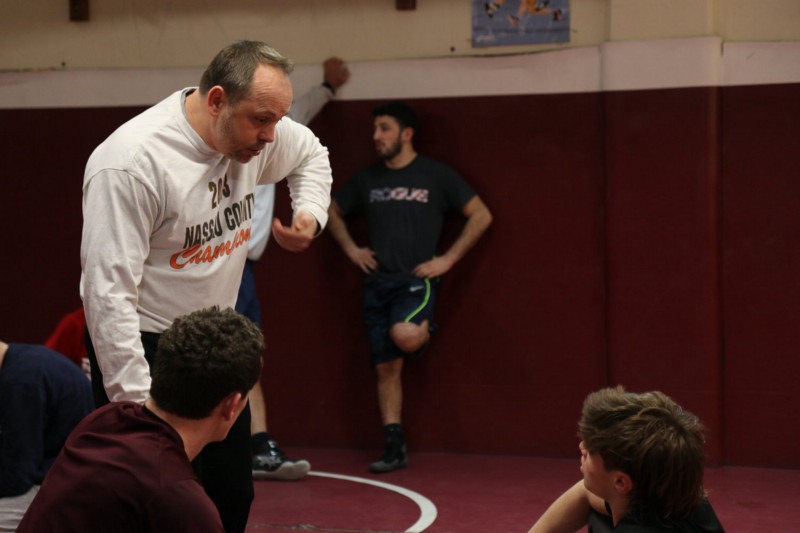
[721,83,800,468]
[2,83,799,467]
[1,106,144,339]
[604,87,725,464]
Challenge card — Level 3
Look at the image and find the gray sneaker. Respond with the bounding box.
[252,440,310,481]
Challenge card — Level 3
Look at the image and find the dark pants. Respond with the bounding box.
[86,329,255,533]
[235,259,262,325]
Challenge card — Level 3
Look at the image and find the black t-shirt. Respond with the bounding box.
[334,155,476,277]
[588,499,725,532]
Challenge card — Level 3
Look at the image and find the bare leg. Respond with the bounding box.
[369,317,433,473]
[376,357,404,425]
[371,358,409,473]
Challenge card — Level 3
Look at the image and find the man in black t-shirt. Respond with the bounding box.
[328,101,492,473]
[528,386,726,532]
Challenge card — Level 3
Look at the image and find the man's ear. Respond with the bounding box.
[613,471,634,496]
[207,86,227,117]
[220,392,245,421]
[401,126,414,143]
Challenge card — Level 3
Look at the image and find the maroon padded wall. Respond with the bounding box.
[3,82,800,467]
[721,83,800,468]
[604,87,725,464]
[1,107,143,342]
[256,95,608,456]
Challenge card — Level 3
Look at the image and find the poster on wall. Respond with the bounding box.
[472,0,570,48]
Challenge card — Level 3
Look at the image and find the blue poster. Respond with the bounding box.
[472,0,570,48]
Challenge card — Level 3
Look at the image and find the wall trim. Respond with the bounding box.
[1,38,798,109]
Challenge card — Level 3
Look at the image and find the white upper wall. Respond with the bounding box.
[1,0,799,71]
[3,37,799,109]
[1,1,798,109]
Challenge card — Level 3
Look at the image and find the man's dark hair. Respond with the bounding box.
[578,386,707,521]
[149,307,263,419]
[199,40,294,106]
[373,101,418,133]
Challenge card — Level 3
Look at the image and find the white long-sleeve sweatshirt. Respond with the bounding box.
[80,88,332,402]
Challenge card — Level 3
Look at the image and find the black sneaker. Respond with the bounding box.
[252,440,310,481]
[369,442,408,473]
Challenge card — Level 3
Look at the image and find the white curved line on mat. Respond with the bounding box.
[309,470,437,532]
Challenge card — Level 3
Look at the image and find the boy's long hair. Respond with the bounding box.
[578,386,707,521]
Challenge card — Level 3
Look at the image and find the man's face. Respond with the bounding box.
[373,115,404,161]
[580,441,616,500]
[212,64,293,163]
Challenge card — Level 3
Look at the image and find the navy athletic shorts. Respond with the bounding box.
[362,275,440,365]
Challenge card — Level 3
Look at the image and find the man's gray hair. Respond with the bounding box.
[199,40,294,106]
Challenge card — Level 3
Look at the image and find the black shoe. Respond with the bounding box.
[252,440,310,481]
[369,442,408,473]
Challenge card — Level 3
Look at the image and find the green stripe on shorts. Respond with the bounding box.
[404,278,431,323]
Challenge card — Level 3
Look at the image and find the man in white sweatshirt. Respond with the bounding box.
[80,40,332,533]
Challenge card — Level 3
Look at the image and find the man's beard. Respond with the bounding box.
[377,137,403,161]
[217,116,263,162]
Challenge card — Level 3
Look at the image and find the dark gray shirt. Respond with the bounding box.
[335,155,475,278]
